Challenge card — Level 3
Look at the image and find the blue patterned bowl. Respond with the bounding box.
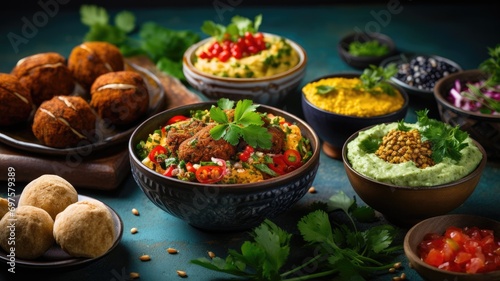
[129,102,320,231]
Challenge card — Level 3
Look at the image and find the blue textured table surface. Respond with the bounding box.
[1,3,499,281]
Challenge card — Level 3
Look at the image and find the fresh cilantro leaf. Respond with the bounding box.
[298,210,333,245]
[156,57,184,80]
[351,206,376,223]
[209,99,272,149]
[315,85,335,95]
[416,109,469,162]
[80,5,109,26]
[359,64,397,96]
[328,191,354,214]
[218,98,235,110]
[209,106,229,124]
[114,10,135,33]
[363,225,395,254]
[397,119,411,131]
[201,14,262,41]
[359,138,381,153]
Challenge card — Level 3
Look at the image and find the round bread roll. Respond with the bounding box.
[18,174,78,220]
[68,41,124,90]
[32,95,97,148]
[90,71,149,125]
[11,52,75,106]
[53,199,115,258]
[0,73,33,126]
[0,205,54,259]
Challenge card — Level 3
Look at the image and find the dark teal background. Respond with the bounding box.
[1,3,499,281]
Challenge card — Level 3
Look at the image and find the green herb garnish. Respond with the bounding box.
[348,40,389,57]
[209,98,272,149]
[79,5,200,81]
[359,138,381,153]
[358,64,398,95]
[416,109,469,163]
[201,14,262,41]
[314,64,398,96]
[191,191,402,280]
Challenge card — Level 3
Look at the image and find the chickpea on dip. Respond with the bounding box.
[192,14,300,79]
[346,111,483,186]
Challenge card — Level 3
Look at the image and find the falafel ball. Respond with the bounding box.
[177,124,237,163]
[32,96,97,148]
[90,71,149,126]
[11,52,75,106]
[68,42,124,90]
[0,73,33,126]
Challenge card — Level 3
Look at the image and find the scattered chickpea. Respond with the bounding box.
[131,227,138,234]
[132,208,140,216]
[393,262,402,269]
[129,272,140,279]
[139,254,151,261]
[167,247,178,254]
[177,270,187,278]
[388,267,396,273]
[207,251,216,259]
[400,272,406,280]
[308,187,316,193]
[392,276,401,281]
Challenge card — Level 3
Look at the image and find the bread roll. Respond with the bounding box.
[18,174,78,220]
[53,199,115,258]
[0,205,54,259]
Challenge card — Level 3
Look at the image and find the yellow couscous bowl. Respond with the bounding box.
[301,72,409,159]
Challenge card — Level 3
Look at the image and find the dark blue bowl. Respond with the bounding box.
[301,72,409,159]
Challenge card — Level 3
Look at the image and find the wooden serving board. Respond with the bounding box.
[0,56,202,191]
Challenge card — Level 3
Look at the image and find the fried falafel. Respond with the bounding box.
[0,73,33,126]
[32,95,97,148]
[11,52,75,106]
[68,41,124,90]
[90,71,149,126]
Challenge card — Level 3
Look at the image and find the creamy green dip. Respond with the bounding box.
[346,123,483,186]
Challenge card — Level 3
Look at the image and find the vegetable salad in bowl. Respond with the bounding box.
[135,98,313,184]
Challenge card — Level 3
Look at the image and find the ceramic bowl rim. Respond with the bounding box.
[341,124,488,190]
[404,214,500,278]
[301,72,410,120]
[128,101,321,191]
[182,32,308,83]
[337,32,397,62]
[434,69,499,120]
[380,52,463,95]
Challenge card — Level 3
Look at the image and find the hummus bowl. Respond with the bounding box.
[129,101,320,231]
[183,33,307,107]
[342,124,487,227]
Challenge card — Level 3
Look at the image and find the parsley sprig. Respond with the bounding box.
[201,14,262,41]
[192,191,402,281]
[315,64,398,96]
[415,109,469,163]
[209,99,272,149]
[79,5,200,81]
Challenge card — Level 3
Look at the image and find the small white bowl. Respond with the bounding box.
[182,33,307,107]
